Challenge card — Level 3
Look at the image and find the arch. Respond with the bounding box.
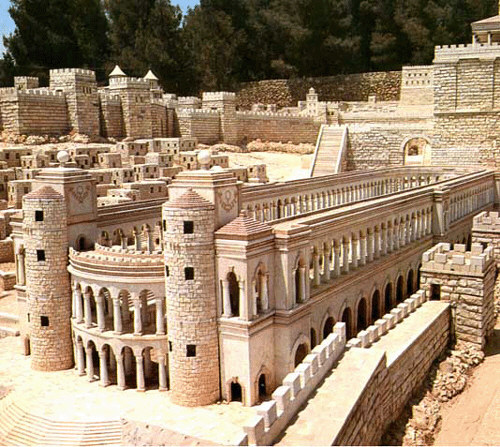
[310,327,317,349]
[253,262,268,314]
[384,282,393,312]
[322,316,335,341]
[293,255,306,304]
[341,307,353,339]
[356,297,368,333]
[396,275,404,303]
[291,333,309,370]
[231,381,243,402]
[227,271,240,317]
[407,269,415,297]
[294,343,308,367]
[76,234,91,251]
[138,290,156,332]
[371,290,381,322]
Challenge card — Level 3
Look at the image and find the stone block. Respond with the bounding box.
[454,244,466,252]
[383,313,396,329]
[312,344,327,366]
[391,308,404,323]
[324,333,340,356]
[334,322,346,343]
[471,243,483,255]
[435,253,448,263]
[257,400,277,429]
[397,303,410,317]
[404,298,416,312]
[452,254,465,265]
[283,372,301,399]
[243,416,265,446]
[303,354,319,375]
[358,330,371,348]
[294,363,311,388]
[366,325,379,343]
[375,318,388,335]
[272,386,291,413]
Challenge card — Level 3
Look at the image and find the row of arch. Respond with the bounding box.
[244,174,439,223]
[97,221,163,252]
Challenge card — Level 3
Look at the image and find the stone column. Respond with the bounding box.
[367,229,374,263]
[222,279,232,317]
[155,298,165,335]
[96,296,106,332]
[239,279,248,320]
[261,274,269,311]
[99,350,110,387]
[251,279,258,317]
[300,267,307,302]
[84,290,93,328]
[77,340,85,376]
[352,236,359,269]
[134,230,141,251]
[323,246,331,281]
[374,226,380,259]
[387,224,393,253]
[333,240,341,278]
[405,219,411,245]
[144,349,153,379]
[342,237,350,274]
[133,298,143,335]
[136,354,146,392]
[121,232,127,249]
[116,353,126,390]
[381,225,387,256]
[394,223,400,250]
[113,297,123,334]
[85,346,94,381]
[313,251,321,286]
[146,229,154,253]
[359,233,367,266]
[158,354,167,391]
[17,247,26,286]
[75,287,84,324]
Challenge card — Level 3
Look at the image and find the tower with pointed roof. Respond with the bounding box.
[162,189,220,406]
[22,186,73,371]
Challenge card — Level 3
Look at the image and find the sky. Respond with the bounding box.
[0,0,199,55]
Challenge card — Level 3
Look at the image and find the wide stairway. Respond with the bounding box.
[310,125,348,177]
[0,395,122,446]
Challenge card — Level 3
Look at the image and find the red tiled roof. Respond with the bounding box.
[216,211,272,240]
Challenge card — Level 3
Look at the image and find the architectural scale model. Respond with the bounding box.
[0,9,499,447]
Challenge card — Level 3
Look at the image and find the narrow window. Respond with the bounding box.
[183,221,194,234]
[163,220,167,231]
[27,313,30,322]
[41,316,49,327]
[165,266,170,276]
[169,341,173,352]
[431,284,441,301]
[35,210,44,222]
[186,344,196,357]
[185,267,194,280]
[37,250,45,262]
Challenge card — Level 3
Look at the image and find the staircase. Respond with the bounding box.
[310,125,348,177]
[0,312,19,338]
[0,396,122,446]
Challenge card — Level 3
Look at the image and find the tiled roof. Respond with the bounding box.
[165,189,214,210]
[24,186,63,200]
[216,211,272,240]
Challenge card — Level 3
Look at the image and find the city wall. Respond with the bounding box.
[236,71,402,109]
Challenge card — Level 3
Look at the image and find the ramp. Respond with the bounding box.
[310,125,348,177]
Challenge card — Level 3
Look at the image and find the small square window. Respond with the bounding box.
[185,267,194,280]
[35,210,44,222]
[41,316,49,327]
[183,221,194,234]
[186,344,196,357]
[37,250,45,262]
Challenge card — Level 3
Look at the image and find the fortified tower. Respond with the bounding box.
[202,92,238,145]
[49,68,100,136]
[162,188,220,406]
[22,186,73,371]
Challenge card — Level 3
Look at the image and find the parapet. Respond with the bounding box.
[473,211,500,232]
[421,242,494,275]
[49,68,96,79]
[108,76,150,89]
[202,91,236,101]
[434,42,500,63]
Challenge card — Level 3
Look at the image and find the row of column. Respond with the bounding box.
[75,341,167,391]
[101,227,161,253]
[72,286,165,336]
[449,188,492,223]
[251,176,435,223]
[310,210,432,285]
[221,273,270,320]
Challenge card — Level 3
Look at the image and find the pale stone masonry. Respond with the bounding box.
[22,186,73,371]
[420,242,496,348]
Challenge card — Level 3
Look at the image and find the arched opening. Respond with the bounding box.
[396,275,404,303]
[407,269,414,297]
[119,290,132,333]
[310,328,317,349]
[385,283,393,313]
[341,307,353,339]
[294,268,300,303]
[142,347,159,390]
[322,316,335,340]
[294,258,306,304]
[371,290,381,322]
[258,374,267,399]
[139,290,156,333]
[230,381,242,402]
[123,346,136,389]
[87,340,100,381]
[76,235,90,251]
[357,298,368,333]
[417,264,422,289]
[294,343,308,367]
[228,272,240,317]
[466,234,472,251]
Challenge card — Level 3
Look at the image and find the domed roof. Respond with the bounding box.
[216,211,272,240]
[164,189,214,210]
[24,186,63,200]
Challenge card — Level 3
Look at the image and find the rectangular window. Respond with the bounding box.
[41,316,49,327]
[27,313,30,322]
[163,220,166,231]
[183,221,194,234]
[431,284,441,301]
[186,344,196,357]
[185,267,194,280]
[169,341,172,352]
[37,250,45,262]
[165,266,170,277]
[35,210,44,222]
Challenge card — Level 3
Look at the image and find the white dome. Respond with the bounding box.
[197,150,211,167]
[57,150,70,164]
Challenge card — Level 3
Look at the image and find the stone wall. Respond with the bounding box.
[177,110,221,145]
[0,239,14,263]
[151,103,168,138]
[236,71,402,110]
[472,211,500,265]
[99,93,123,139]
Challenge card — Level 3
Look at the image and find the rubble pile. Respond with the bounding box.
[383,345,485,446]
[246,139,314,154]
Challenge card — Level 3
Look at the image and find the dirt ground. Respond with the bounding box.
[224,151,313,182]
[433,320,500,446]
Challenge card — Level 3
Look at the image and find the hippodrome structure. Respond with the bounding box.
[0,10,499,447]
